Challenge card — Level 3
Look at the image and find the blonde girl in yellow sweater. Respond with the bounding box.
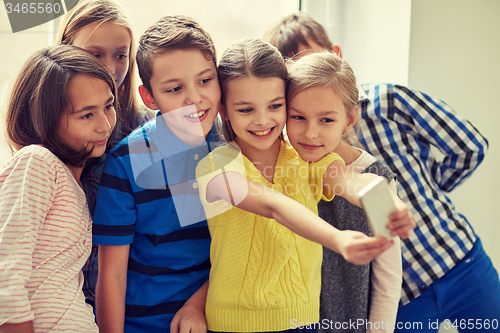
[195,39,414,333]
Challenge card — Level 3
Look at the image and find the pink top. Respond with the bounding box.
[0,145,98,332]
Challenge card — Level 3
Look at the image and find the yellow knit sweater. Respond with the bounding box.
[196,142,342,332]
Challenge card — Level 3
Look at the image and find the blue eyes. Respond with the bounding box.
[290,115,334,123]
[90,53,128,60]
[237,104,283,113]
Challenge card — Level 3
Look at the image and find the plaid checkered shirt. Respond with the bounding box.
[356,83,488,304]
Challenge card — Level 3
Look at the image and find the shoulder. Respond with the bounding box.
[0,146,65,193]
[109,119,156,157]
[4,146,62,173]
[197,143,243,177]
[138,106,155,125]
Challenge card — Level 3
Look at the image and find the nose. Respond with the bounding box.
[101,56,116,78]
[304,121,318,140]
[96,111,114,133]
[185,86,202,105]
[255,109,271,126]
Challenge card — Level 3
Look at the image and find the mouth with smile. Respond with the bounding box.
[298,142,323,150]
[248,126,276,139]
[184,108,209,123]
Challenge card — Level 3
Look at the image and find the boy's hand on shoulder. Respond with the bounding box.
[335,230,393,265]
[170,302,207,333]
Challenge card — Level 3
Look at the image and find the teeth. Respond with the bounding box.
[186,109,207,118]
[251,128,272,136]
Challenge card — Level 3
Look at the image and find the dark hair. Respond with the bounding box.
[56,0,142,136]
[137,15,217,95]
[217,39,288,141]
[6,44,117,167]
[262,12,333,59]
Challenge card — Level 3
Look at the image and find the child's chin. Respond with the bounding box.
[301,151,321,163]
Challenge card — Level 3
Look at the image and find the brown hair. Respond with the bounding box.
[217,39,288,142]
[287,52,359,144]
[137,15,217,96]
[262,12,333,59]
[6,45,117,167]
[56,0,140,136]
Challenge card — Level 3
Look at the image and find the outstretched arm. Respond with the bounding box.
[206,172,392,265]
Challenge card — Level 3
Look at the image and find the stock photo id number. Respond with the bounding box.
[3,0,80,32]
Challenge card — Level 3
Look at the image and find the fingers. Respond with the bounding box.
[388,207,416,239]
[343,235,393,265]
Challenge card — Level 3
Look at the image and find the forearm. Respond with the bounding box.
[95,245,129,333]
[170,280,209,333]
[183,280,208,312]
[367,239,402,333]
[324,160,381,207]
[0,322,34,333]
[267,193,343,253]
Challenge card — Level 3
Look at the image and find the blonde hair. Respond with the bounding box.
[217,39,288,141]
[56,0,140,136]
[263,12,333,59]
[287,52,360,144]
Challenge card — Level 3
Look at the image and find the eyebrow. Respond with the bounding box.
[159,67,215,85]
[85,45,130,52]
[74,95,114,114]
[233,96,285,106]
[289,106,338,116]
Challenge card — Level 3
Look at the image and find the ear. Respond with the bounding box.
[344,105,358,132]
[332,45,343,58]
[139,85,158,110]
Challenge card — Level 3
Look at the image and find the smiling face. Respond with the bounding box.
[287,85,356,162]
[71,20,131,88]
[139,49,220,146]
[57,74,116,160]
[222,76,286,156]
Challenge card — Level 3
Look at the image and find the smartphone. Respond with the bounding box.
[358,177,396,239]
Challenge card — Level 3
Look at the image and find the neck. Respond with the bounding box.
[65,163,85,187]
[333,140,361,166]
[235,138,281,183]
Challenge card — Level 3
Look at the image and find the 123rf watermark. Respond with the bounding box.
[3,0,80,33]
[290,318,499,330]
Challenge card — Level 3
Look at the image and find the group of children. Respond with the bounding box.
[2,0,461,332]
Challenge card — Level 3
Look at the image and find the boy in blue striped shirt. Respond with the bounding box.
[93,15,221,333]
